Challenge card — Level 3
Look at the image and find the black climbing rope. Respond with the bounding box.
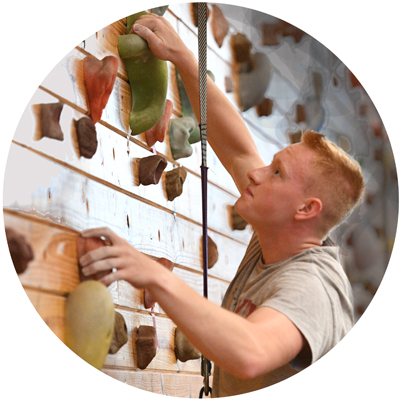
[198,2,212,398]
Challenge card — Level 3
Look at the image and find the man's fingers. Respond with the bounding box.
[81,257,120,277]
[79,245,121,267]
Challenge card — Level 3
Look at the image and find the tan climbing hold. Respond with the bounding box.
[174,327,201,362]
[109,311,128,354]
[165,166,187,201]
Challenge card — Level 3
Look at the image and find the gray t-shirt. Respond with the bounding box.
[212,232,354,397]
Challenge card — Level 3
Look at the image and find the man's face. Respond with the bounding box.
[235,143,315,229]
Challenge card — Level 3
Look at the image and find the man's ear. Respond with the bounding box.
[295,198,322,221]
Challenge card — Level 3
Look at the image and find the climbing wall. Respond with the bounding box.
[2,4,254,397]
[3,2,397,398]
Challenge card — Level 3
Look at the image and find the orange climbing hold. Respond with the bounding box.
[83,56,119,124]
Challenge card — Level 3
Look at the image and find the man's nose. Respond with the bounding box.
[247,167,264,184]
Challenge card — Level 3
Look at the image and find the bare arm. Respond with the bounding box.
[132,14,265,193]
[79,228,305,379]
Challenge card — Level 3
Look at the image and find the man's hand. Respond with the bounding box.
[78,227,163,288]
[131,14,191,66]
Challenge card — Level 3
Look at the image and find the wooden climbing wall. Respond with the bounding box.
[3,4,260,397]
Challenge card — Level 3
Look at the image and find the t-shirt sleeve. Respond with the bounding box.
[259,269,335,370]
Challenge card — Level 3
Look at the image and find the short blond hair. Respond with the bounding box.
[301,130,365,237]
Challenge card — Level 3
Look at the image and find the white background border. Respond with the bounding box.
[1,1,399,398]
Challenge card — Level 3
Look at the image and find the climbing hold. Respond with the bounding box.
[256,98,274,117]
[165,166,187,201]
[138,155,168,186]
[150,5,169,16]
[118,11,168,135]
[35,102,64,141]
[175,68,214,144]
[109,311,128,354]
[288,131,302,144]
[202,235,218,269]
[210,4,230,48]
[144,258,174,309]
[77,235,110,282]
[5,227,33,274]
[65,280,115,370]
[229,205,248,231]
[74,117,98,159]
[230,33,272,112]
[174,327,201,362]
[190,2,210,27]
[136,325,157,369]
[260,20,305,46]
[144,99,174,147]
[168,117,195,160]
[83,55,119,124]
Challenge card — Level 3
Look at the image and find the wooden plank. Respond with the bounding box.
[4,210,229,310]
[22,288,202,374]
[4,143,246,282]
[102,368,206,398]
[12,88,251,242]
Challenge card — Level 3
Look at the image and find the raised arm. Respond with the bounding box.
[132,14,265,193]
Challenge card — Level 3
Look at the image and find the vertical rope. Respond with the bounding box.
[198,3,212,398]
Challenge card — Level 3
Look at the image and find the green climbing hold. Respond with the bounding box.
[118,11,169,135]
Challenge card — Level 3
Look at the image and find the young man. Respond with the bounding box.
[79,14,365,397]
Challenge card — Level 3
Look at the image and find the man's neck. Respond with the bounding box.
[256,226,323,265]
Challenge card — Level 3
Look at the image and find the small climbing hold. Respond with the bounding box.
[118,11,168,135]
[260,20,305,46]
[150,5,169,16]
[136,325,157,369]
[256,98,274,117]
[165,166,187,201]
[109,311,128,354]
[168,117,195,160]
[145,99,174,147]
[65,280,115,370]
[74,117,98,159]
[35,102,64,141]
[5,227,34,274]
[202,235,218,269]
[295,104,306,123]
[77,235,110,282]
[138,155,168,186]
[230,205,248,231]
[288,131,302,144]
[210,4,230,48]
[174,327,201,362]
[190,3,210,27]
[144,258,174,309]
[83,55,119,124]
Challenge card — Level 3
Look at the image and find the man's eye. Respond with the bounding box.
[274,170,280,175]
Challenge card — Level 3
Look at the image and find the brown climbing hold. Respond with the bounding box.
[37,102,64,141]
[256,98,274,117]
[190,2,210,27]
[230,205,248,231]
[77,235,110,282]
[174,327,201,362]
[165,167,187,201]
[230,33,253,71]
[295,104,306,123]
[144,258,174,309]
[202,235,218,269]
[83,55,119,124]
[109,311,128,354]
[288,131,302,144]
[136,325,157,369]
[225,76,234,93]
[74,117,98,159]
[5,227,34,274]
[145,99,174,147]
[139,155,168,186]
[210,4,230,48]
